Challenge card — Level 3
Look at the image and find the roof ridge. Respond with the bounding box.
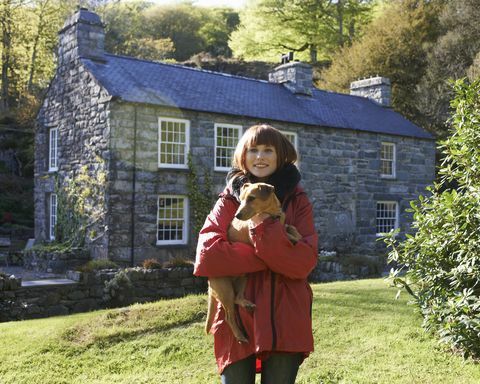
[104,53,270,84]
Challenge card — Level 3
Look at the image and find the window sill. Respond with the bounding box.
[158,165,189,170]
[380,175,396,180]
[376,231,399,238]
[214,167,230,173]
[156,242,189,248]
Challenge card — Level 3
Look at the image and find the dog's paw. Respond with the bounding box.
[237,336,249,344]
[236,298,256,312]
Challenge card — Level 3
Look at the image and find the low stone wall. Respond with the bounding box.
[0,266,207,322]
[308,251,383,282]
[0,273,22,291]
[309,260,375,282]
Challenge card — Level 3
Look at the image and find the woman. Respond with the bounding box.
[194,124,318,383]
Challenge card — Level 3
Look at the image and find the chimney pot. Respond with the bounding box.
[268,61,313,96]
[58,9,106,66]
[350,76,391,107]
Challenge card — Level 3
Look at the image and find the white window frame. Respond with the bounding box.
[376,201,399,236]
[280,130,298,152]
[281,130,300,166]
[158,117,190,169]
[49,193,57,241]
[380,142,396,178]
[214,123,242,171]
[156,195,189,245]
[49,127,58,172]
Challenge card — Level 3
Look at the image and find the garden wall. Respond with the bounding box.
[1,251,383,323]
[0,266,206,322]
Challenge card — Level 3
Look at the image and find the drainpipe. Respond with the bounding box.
[130,104,137,267]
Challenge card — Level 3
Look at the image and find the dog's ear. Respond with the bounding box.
[239,183,251,200]
[258,183,274,199]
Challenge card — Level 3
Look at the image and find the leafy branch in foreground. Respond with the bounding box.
[383,78,480,359]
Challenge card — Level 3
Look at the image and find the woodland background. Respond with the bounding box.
[1,0,479,228]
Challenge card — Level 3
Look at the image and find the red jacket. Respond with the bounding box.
[194,186,318,374]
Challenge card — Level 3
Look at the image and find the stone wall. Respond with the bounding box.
[107,102,435,265]
[308,251,384,282]
[35,11,111,259]
[0,266,206,322]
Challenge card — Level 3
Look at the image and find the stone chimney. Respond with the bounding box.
[58,8,106,66]
[350,76,391,107]
[268,61,313,96]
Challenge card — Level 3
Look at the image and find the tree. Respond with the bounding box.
[198,7,239,57]
[385,78,480,359]
[415,0,480,137]
[27,0,78,93]
[103,1,175,61]
[229,0,374,63]
[0,0,77,112]
[318,0,444,131]
[103,1,239,62]
[0,0,17,112]
[143,2,206,61]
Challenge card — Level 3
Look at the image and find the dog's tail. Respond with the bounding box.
[205,288,216,335]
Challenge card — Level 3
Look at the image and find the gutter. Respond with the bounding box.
[130,105,138,267]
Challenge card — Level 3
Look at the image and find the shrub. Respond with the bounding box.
[384,78,480,359]
[103,270,133,306]
[142,258,163,270]
[76,259,119,273]
[163,256,194,268]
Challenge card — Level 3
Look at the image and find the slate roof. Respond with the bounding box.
[82,54,433,140]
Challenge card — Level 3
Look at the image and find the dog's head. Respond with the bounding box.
[235,182,281,221]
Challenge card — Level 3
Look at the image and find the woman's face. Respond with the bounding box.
[245,144,278,181]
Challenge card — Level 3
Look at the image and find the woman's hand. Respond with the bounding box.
[285,224,302,244]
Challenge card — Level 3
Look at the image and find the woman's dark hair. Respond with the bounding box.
[232,124,297,171]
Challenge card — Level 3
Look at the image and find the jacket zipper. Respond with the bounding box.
[270,270,277,350]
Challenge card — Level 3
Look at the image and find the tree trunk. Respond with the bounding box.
[0,0,12,112]
[337,0,345,48]
[28,0,50,93]
[310,44,317,63]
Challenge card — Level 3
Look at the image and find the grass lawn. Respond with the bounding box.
[0,278,479,383]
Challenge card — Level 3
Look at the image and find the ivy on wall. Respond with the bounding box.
[186,153,214,245]
[54,156,108,250]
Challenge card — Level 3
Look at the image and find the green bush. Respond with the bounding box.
[103,270,133,306]
[163,256,194,268]
[142,258,163,270]
[384,78,480,359]
[76,259,119,273]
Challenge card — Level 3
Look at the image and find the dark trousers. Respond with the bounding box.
[220,353,303,384]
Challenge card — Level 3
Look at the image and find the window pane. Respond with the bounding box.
[159,120,187,165]
[215,125,240,169]
[376,202,397,234]
[381,143,395,176]
[157,196,187,243]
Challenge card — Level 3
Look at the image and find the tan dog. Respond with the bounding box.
[205,182,302,343]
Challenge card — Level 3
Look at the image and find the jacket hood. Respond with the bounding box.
[226,163,301,203]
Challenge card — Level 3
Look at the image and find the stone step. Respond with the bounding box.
[0,237,11,247]
[21,279,77,288]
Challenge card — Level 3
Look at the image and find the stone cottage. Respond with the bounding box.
[35,9,435,267]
